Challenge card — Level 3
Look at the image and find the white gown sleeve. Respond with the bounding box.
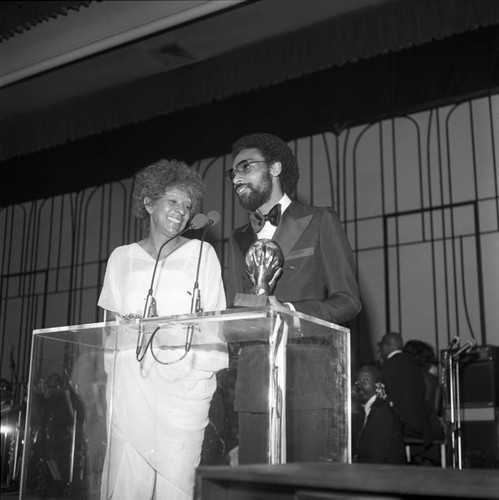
[97,247,122,315]
[199,243,226,313]
[188,242,228,372]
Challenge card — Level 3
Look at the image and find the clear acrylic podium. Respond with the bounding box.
[20,304,350,499]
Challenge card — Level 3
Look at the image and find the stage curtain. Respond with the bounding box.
[1,0,499,162]
[0,1,95,42]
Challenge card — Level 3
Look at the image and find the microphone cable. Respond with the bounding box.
[185,211,220,353]
[145,211,220,365]
[136,212,208,361]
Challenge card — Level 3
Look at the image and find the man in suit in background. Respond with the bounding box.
[225,132,361,464]
[378,332,432,447]
[355,365,405,464]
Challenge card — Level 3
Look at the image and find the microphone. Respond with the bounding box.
[136,212,208,358]
[185,211,220,352]
[452,338,477,359]
[442,336,460,385]
[206,210,220,227]
[188,213,209,230]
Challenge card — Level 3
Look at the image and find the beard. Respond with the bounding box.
[236,170,273,211]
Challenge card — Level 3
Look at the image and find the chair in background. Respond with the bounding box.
[404,436,447,468]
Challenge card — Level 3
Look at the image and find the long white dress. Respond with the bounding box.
[97,239,227,500]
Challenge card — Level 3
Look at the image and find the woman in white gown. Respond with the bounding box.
[98,159,227,500]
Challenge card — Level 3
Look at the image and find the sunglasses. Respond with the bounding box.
[224,160,267,182]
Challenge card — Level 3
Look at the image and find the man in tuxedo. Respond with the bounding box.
[225,132,361,463]
[355,365,405,464]
[378,332,432,447]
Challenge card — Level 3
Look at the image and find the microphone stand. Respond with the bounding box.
[136,213,208,360]
[185,211,219,353]
[443,337,476,469]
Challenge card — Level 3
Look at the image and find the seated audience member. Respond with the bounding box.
[378,332,432,447]
[403,339,444,440]
[354,365,405,464]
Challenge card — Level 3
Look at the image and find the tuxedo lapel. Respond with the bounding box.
[273,203,313,258]
[234,223,256,257]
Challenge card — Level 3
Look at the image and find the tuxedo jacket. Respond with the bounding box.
[356,398,405,464]
[226,202,361,411]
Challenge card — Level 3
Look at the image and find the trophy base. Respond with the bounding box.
[234,293,269,307]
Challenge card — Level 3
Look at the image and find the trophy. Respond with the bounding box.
[234,239,284,307]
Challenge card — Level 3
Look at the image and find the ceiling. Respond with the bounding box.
[0,0,389,123]
[1,0,498,208]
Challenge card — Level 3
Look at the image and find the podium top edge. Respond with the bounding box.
[33,305,350,335]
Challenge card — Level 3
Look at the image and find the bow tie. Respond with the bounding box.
[249,204,281,233]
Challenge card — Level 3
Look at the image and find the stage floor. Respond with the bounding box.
[197,462,499,500]
[4,462,499,499]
